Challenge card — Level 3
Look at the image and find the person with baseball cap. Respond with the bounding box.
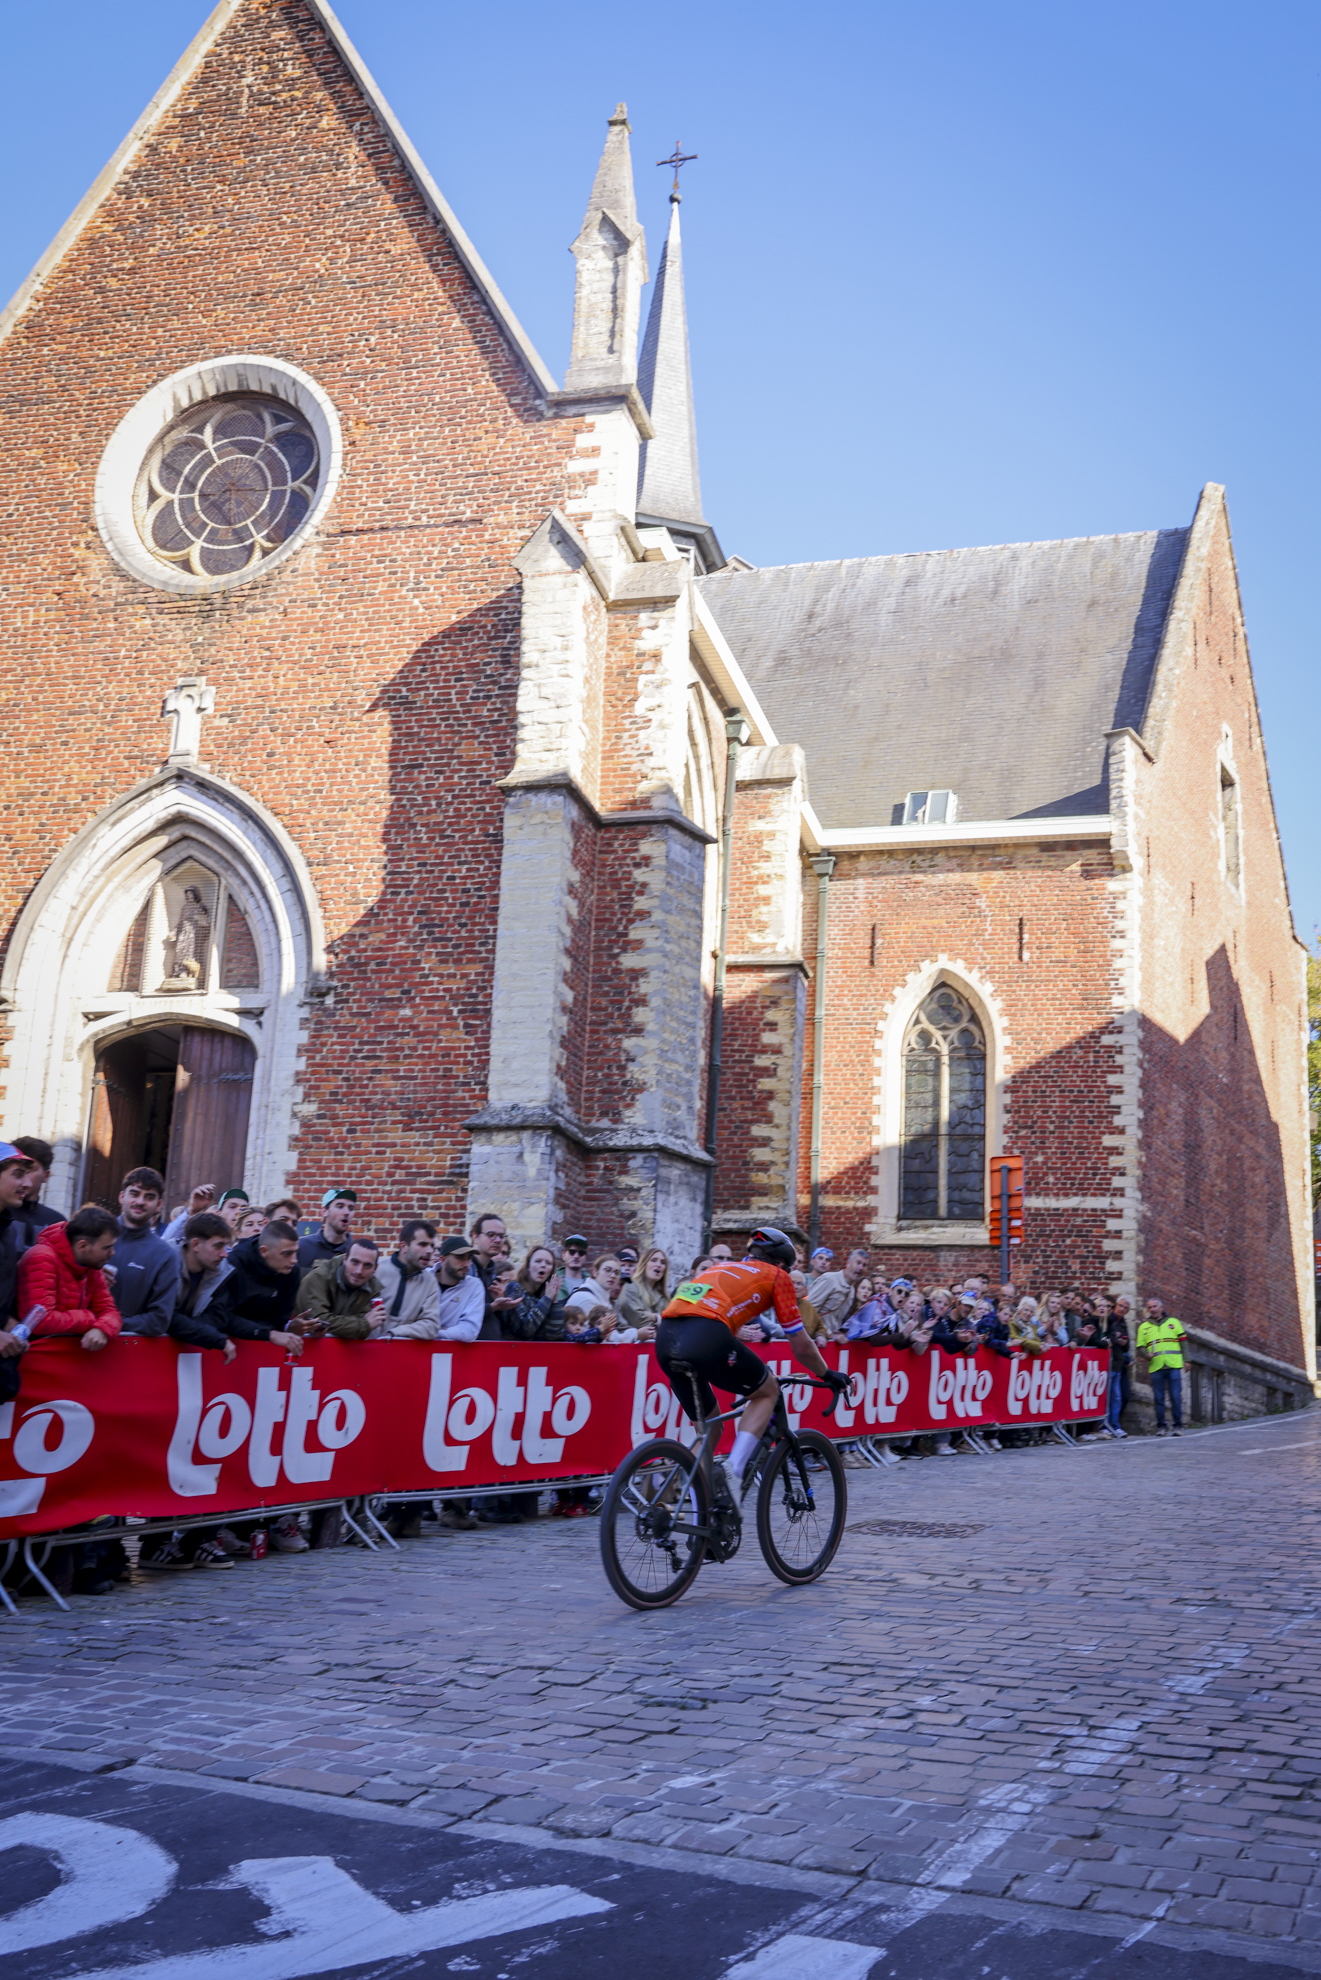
[296,1187,357,1274]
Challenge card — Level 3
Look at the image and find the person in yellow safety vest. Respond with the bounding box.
[1136,1298,1186,1436]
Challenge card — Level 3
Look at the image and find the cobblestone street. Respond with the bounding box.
[6,1409,1321,1973]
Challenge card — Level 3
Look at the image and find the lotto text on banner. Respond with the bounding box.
[0,1340,1109,1535]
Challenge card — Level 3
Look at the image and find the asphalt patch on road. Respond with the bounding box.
[0,1760,1312,1979]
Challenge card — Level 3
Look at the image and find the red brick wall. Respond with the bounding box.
[1133,500,1311,1365]
[793,840,1125,1293]
[0,0,586,1228]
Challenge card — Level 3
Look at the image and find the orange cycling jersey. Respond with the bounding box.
[661,1259,803,1336]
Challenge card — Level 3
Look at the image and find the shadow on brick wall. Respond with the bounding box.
[794,944,1303,1368]
[291,591,522,1229]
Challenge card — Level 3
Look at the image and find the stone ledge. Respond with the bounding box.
[465,1104,712,1168]
[496,769,715,845]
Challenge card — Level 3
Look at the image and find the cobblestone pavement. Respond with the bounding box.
[5,1410,1321,1969]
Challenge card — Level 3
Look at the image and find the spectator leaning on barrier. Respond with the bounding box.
[295,1238,382,1339]
[496,1246,566,1342]
[429,1236,484,1531]
[618,1247,668,1337]
[467,1212,508,1336]
[1008,1296,1044,1354]
[166,1212,235,1357]
[434,1236,484,1342]
[807,1247,869,1338]
[565,1254,623,1322]
[1138,1297,1186,1436]
[790,1266,827,1341]
[110,1167,180,1337]
[13,1136,61,1245]
[209,1220,306,1353]
[18,1208,121,1349]
[296,1187,356,1273]
[557,1234,590,1298]
[372,1220,442,1339]
[0,1142,39,1396]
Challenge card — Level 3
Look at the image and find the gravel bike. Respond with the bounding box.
[599,1361,847,1609]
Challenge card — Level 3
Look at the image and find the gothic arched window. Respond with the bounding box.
[900,984,986,1220]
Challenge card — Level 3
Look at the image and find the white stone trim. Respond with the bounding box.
[801,805,1112,852]
[869,957,1011,1246]
[1215,725,1245,901]
[94,355,343,595]
[1103,731,1144,1300]
[1,771,323,1211]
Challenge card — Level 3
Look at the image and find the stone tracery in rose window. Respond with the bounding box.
[134,394,319,579]
[900,983,987,1222]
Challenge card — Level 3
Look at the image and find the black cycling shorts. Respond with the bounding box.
[655,1315,774,1424]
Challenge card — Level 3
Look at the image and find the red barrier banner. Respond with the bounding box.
[0,1339,1109,1536]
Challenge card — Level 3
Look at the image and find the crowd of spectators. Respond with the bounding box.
[0,1132,1173,1595]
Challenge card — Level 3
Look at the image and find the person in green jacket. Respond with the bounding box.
[294,1239,382,1340]
[1136,1298,1186,1436]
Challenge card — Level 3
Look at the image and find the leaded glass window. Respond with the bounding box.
[135,394,319,579]
[900,984,986,1220]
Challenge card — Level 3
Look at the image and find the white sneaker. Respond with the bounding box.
[936,1444,959,1457]
[1111,1426,1128,1439]
[270,1517,309,1554]
[877,1444,902,1467]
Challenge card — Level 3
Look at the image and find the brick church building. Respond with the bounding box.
[0,0,1312,1407]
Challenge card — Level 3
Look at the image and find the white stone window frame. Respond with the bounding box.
[1215,726,1244,901]
[870,957,1011,1247]
[0,768,325,1213]
[95,355,343,596]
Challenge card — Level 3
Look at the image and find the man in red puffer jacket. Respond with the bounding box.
[18,1207,122,1350]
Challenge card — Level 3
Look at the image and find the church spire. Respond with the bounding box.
[564,103,647,394]
[636,192,706,532]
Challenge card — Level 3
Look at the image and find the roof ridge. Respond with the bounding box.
[698,526,1182,579]
[0,0,558,396]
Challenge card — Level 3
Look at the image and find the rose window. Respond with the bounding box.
[134,394,320,579]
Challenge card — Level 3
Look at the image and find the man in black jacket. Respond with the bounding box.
[0,1142,38,1398]
[209,1221,307,1350]
[13,1137,61,1248]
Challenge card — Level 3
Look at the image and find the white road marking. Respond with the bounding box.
[0,1813,175,1953]
[726,1932,881,1978]
[1237,1442,1315,1455]
[54,1853,611,1980]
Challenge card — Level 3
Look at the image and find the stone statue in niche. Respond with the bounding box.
[160,885,210,990]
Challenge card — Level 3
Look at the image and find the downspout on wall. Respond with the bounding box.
[808,852,836,1252]
[703,711,749,1244]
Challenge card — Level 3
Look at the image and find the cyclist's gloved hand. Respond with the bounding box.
[823,1369,852,1396]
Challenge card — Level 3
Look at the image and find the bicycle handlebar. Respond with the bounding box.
[775,1371,848,1420]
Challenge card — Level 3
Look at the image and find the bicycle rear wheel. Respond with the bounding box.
[599,1438,709,1610]
[755,1430,846,1585]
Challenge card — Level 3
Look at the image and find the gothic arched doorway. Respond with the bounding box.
[83,1025,255,1210]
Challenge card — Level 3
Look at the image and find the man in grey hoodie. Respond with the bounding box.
[110,1167,180,1337]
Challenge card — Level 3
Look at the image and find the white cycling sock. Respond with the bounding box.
[728,1430,760,1480]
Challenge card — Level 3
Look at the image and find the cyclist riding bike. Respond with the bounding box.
[656,1227,851,1494]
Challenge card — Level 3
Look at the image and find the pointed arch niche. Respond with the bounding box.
[870,958,1012,1247]
[1,769,325,1214]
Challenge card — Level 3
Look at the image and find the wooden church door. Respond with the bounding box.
[163,1028,256,1207]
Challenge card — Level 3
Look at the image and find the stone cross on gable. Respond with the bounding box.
[162,676,215,765]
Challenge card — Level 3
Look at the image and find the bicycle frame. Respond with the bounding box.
[657,1363,831,1544]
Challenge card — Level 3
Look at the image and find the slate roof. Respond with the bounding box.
[697,528,1189,830]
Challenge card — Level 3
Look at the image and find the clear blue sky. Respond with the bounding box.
[1,1,1315,938]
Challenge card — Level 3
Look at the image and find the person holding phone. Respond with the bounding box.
[293,1237,383,1338]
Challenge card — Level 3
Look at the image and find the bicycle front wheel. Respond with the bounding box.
[599,1438,709,1610]
[756,1430,846,1584]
